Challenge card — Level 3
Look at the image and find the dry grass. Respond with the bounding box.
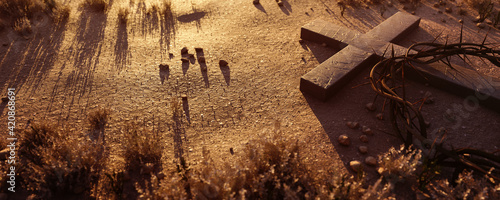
[19,122,106,199]
[87,107,110,131]
[121,121,163,173]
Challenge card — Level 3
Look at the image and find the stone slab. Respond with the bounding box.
[300,45,378,101]
[407,62,500,112]
[366,12,421,43]
[301,19,361,50]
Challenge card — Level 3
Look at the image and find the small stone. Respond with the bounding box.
[359,135,369,143]
[159,64,169,71]
[458,19,464,24]
[433,3,439,8]
[219,60,228,67]
[365,156,377,166]
[477,22,486,29]
[253,0,260,4]
[142,163,155,174]
[230,147,234,155]
[195,47,203,52]
[473,16,482,22]
[181,47,188,54]
[376,113,384,120]
[411,11,416,15]
[362,126,373,135]
[181,94,188,101]
[485,19,493,25]
[346,121,360,129]
[198,56,206,63]
[1,97,7,102]
[169,53,174,58]
[439,0,446,6]
[424,97,435,104]
[365,102,376,111]
[277,0,283,6]
[349,160,362,172]
[358,146,368,154]
[181,58,189,63]
[338,134,351,146]
[445,7,452,13]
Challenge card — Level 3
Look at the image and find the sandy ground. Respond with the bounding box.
[0,0,499,193]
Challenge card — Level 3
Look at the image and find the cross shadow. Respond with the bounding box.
[220,65,231,86]
[279,0,292,15]
[254,3,267,14]
[159,64,170,84]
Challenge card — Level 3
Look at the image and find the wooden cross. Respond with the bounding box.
[300,12,500,112]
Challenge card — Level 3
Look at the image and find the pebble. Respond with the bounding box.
[198,56,206,63]
[359,146,368,154]
[473,16,481,22]
[181,47,188,54]
[219,60,228,67]
[433,3,439,8]
[346,121,360,129]
[338,134,351,146]
[230,147,234,155]
[485,19,493,25]
[195,47,204,52]
[253,0,260,4]
[458,19,463,24]
[376,113,384,120]
[365,102,376,111]
[349,160,362,172]
[362,126,373,135]
[477,22,486,29]
[277,0,283,6]
[359,135,369,143]
[445,7,452,13]
[365,156,377,166]
[181,94,188,101]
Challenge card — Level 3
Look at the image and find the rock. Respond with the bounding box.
[445,7,452,13]
[358,146,368,154]
[169,53,174,58]
[362,126,373,135]
[159,64,169,71]
[458,19,464,24]
[277,0,283,6]
[365,156,377,166]
[439,0,446,5]
[142,163,155,174]
[346,121,360,129]
[349,160,362,172]
[433,3,439,8]
[359,135,369,143]
[477,22,486,29]
[181,94,188,101]
[376,113,384,120]
[411,11,416,15]
[230,147,234,155]
[485,19,493,25]
[473,16,482,22]
[1,97,7,102]
[365,102,376,111]
[181,58,189,63]
[181,47,188,54]
[253,0,260,4]
[195,47,204,52]
[338,134,351,146]
[198,56,206,63]
[219,60,228,67]
[0,148,9,160]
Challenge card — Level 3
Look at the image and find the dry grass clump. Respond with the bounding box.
[121,121,163,173]
[377,145,423,190]
[87,107,110,131]
[82,0,109,12]
[118,7,130,23]
[19,122,106,199]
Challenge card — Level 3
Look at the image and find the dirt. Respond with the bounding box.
[0,0,499,196]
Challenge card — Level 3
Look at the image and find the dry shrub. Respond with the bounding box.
[377,145,422,190]
[82,0,108,12]
[19,122,105,199]
[121,121,163,172]
[87,107,110,131]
